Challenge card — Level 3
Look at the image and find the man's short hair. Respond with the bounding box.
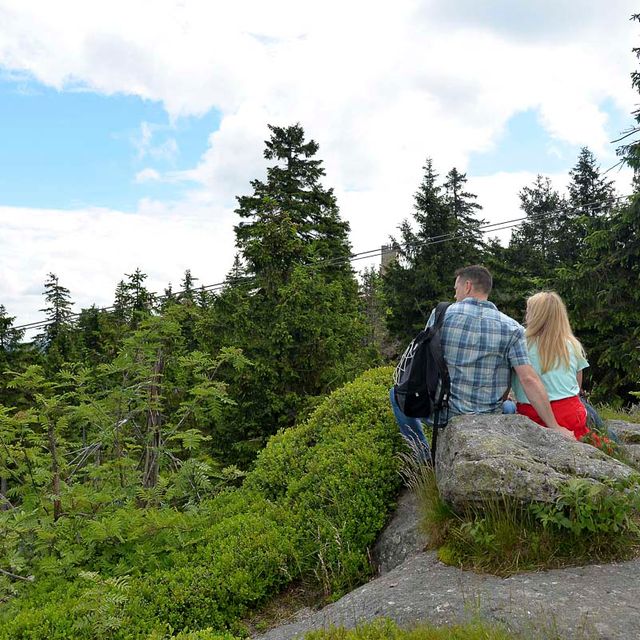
[455,265,493,295]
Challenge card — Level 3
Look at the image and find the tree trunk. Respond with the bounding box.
[142,349,164,490]
[48,422,62,521]
[0,477,9,511]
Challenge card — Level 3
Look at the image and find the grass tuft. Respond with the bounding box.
[302,617,523,639]
[401,455,640,576]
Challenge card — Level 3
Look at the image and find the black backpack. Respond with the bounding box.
[393,301,451,424]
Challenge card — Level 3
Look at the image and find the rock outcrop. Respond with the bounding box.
[370,488,428,575]
[607,419,640,465]
[435,414,636,511]
[254,418,640,640]
[254,551,640,640]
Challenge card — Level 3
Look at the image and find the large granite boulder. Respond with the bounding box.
[435,414,637,511]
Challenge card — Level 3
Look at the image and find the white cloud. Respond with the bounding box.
[0,203,237,331]
[134,168,161,183]
[132,121,179,163]
[0,0,638,326]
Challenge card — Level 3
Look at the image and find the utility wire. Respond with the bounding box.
[11,193,633,333]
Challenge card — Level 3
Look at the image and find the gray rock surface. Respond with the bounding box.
[436,414,635,511]
[370,488,428,575]
[607,420,640,444]
[254,552,640,640]
[607,420,640,465]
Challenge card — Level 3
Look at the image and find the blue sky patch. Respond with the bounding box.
[0,76,219,210]
[468,102,632,177]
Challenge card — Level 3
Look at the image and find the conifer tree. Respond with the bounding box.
[235,123,352,283]
[568,147,616,214]
[0,305,27,407]
[359,267,395,359]
[560,148,616,260]
[36,273,76,364]
[564,198,640,399]
[125,268,154,324]
[443,167,486,250]
[0,305,24,360]
[508,175,565,280]
[179,269,198,304]
[112,269,154,329]
[558,26,640,400]
[208,124,371,458]
[383,160,485,344]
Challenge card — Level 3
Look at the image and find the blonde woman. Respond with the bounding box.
[512,291,589,439]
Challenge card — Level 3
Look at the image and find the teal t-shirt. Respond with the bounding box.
[513,340,589,403]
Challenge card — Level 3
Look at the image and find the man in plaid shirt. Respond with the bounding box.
[391,265,573,460]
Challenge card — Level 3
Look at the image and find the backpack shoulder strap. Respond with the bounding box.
[432,301,451,330]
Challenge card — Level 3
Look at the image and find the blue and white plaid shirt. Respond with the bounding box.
[427,298,529,415]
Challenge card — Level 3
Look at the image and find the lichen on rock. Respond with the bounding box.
[435,414,637,511]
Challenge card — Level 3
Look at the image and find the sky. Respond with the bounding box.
[0,0,638,331]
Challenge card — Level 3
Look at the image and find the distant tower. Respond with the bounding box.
[380,244,398,275]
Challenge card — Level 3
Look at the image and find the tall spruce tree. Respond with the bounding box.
[0,305,26,407]
[443,167,486,250]
[0,305,23,360]
[508,175,565,281]
[36,273,76,365]
[179,269,198,304]
[558,147,618,264]
[235,123,352,282]
[383,160,485,345]
[207,124,371,460]
[111,269,154,330]
[568,147,616,214]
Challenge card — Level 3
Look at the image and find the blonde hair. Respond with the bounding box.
[525,291,585,373]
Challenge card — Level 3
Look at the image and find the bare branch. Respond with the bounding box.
[0,567,34,582]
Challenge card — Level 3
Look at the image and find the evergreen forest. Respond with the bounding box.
[2,22,640,638]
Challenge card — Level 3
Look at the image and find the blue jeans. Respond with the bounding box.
[389,388,431,463]
[502,399,516,414]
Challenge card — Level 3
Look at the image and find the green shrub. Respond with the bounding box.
[0,367,401,638]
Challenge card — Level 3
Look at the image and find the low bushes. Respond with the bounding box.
[0,367,401,638]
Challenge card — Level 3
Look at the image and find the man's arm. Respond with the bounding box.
[513,364,574,439]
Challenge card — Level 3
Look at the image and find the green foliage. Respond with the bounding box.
[383,160,485,344]
[0,367,401,638]
[557,197,640,401]
[36,272,76,365]
[531,477,640,540]
[359,267,395,360]
[235,123,352,282]
[202,125,376,456]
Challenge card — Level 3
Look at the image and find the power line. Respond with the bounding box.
[11,193,633,333]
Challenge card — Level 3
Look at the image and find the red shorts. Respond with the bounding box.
[516,395,588,440]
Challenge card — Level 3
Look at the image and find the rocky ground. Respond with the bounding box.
[254,419,640,640]
[255,489,640,640]
[255,549,640,640]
